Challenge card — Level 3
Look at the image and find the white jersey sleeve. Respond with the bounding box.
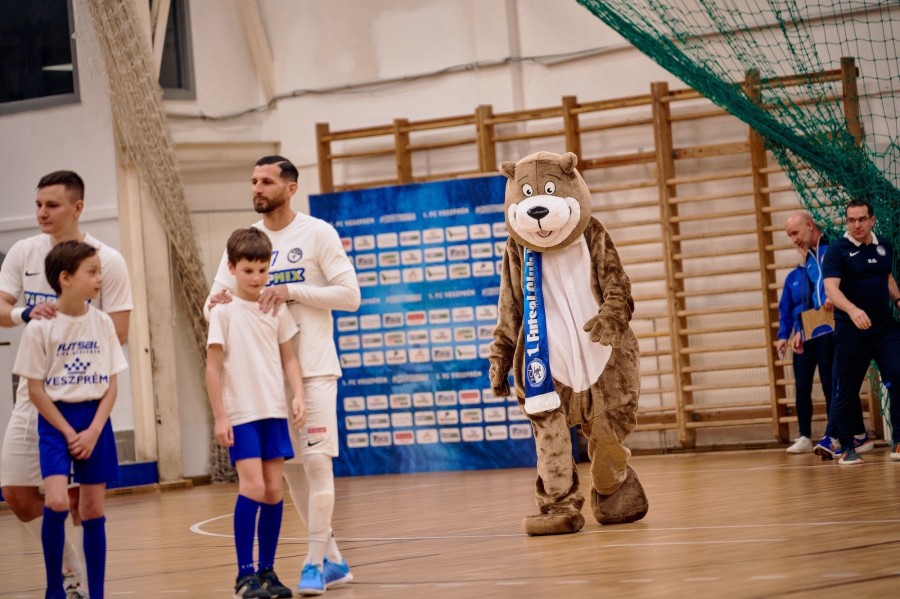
[0,239,29,300]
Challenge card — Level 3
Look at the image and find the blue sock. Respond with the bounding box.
[82,516,107,599]
[41,507,69,597]
[234,495,260,578]
[257,500,283,572]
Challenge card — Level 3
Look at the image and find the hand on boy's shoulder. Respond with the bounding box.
[258,285,288,315]
[207,289,232,311]
[29,301,58,321]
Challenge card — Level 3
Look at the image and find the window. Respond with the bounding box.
[157,0,195,99]
[0,0,79,114]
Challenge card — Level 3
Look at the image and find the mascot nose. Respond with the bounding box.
[526,206,549,220]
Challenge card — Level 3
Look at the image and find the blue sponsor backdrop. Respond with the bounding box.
[309,176,537,476]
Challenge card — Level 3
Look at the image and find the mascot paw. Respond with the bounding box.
[523,512,585,536]
[489,362,512,398]
[583,313,625,347]
[591,466,649,525]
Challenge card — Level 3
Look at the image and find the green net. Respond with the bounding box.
[577,0,899,276]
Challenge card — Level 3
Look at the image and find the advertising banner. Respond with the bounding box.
[309,176,537,476]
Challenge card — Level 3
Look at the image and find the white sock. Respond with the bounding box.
[326,531,343,563]
[303,455,335,567]
[283,461,309,527]
[23,515,43,540]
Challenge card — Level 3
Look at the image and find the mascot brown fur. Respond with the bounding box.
[488,151,649,536]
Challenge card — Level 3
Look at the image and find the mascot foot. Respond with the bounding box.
[523,511,585,536]
[591,466,648,525]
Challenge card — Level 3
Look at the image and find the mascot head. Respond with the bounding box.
[499,151,592,252]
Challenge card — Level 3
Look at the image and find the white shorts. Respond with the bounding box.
[0,399,43,487]
[285,376,338,462]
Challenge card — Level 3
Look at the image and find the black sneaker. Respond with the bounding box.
[258,569,293,598]
[235,574,271,599]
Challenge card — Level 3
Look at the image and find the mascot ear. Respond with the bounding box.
[499,161,517,180]
[560,152,578,174]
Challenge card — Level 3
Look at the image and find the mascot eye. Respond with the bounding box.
[522,184,534,196]
[544,181,556,195]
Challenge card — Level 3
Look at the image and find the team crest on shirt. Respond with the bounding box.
[877,245,886,256]
[288,247,303,263]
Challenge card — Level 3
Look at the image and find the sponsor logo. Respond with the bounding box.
[459,389,481,405]
[435,391,457,406]
[390,394,412,409]
[343,396,366,412]
[355,254,377,270]
[437,410,459,425]
[494,241,506,257]
[448,245,470,261]
[476,305,497,320]
[455,345,477,360]
[383,312,404,328]
[346,433,369,448]
[384,332,406,346]
[473,261,495,277]
[400,230,422,246]
[363,352,384,367]
[492,222,508,238]
[454,327,476,342]
[849,251,860,257]
[430,328,452,343]
[379,252,400,267]
[339,353,361,368]
[366,395,388,410]
[341,238,353,252]
[345,415,367,430]
[423,228,445,244]
[414,411,437,426]
[452,307,475,322]
[462,427,484,442]
[370,432,392,446]
[484,407,506,423]
[408,330,429,344]
[428,308,451,324]
[287,248,303,263]
[386,349,407,365]
[431,347,453,362]
[376,232,399,248]
[479,344,492,359]
[868,258,878,264]
[446,226,468,241]
[25,270,41,277]
[357,272,378,287]
[470,243,493,259]
[406,311,427,326]
[460,408,483,424]
[360,314,382,329]
[307,438,325,447]
[508,406,529,421]
[402,268,424,283]
[440,428,461,443]
[24,292,56,306]
[415,429,439,444]
[509,424,532,439]
[401,249,423,265]
[393,430,415,445]
[339,335,361,350]
[449,264,471,279]
[469,223,491,240]
[425,265,447,281]
[409,348,430,363]
[367,414,391,429]
[354,235,375,250]
[424,247,446,262]
[391,412,413,428]
[380,270,401,285]
[268,268,305,285]
[496,261,503,275]
[485,425,508,441]
[477,325,494,340]
[413,392,435,407]
[361,333,383,348]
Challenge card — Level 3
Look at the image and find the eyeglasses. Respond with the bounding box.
[846,216,872,225]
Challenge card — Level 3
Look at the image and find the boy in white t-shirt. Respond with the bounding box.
[206,228,307,599]
[13,241,128,599]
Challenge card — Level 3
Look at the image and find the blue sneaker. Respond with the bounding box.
[814,436,838,460]
[854,434,875,453]
[297,563,325,596]
[323,558,353,589]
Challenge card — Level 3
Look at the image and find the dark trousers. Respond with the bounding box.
[829,319,900,450]
[793,333,834,438]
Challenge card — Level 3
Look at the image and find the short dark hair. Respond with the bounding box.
[846,199,873,216]
[37,171,85,200]
[255,155,299,182]
[227,227,272,266]
[45,240,98,295]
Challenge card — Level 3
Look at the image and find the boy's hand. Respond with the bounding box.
[207,290,232,311]
[214,416,234,448]
[69,428,100,460]
[291,396,307,429]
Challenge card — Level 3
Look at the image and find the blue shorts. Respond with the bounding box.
[38,400,119,485]
[229,418,295,464]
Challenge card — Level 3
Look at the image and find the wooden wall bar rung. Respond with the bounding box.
[492,129,564,143]
[672,227,757,242]
[669,189,753,204]
[680,342,765,354]
[674,247,757,260]
[680,323,766,335]
[687,418,772,428]
[676,304,762,317]
[675,265,761,279]
[593,199,660,211]
[669,107,730,122]
[673,141,750,159]
[579,117,654,133]
[675,284,765,298]
[407,138,477,152]
[671,208,756,223]
[666,169,753,186]
[683,382,770,393]
[590,180,658,194]
[683,361,767,374]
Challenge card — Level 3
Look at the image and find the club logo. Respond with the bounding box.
[877,245,886,256]
[526,358,548,387]
[288,248,303,263]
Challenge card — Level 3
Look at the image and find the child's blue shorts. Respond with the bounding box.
[38,400,119,485]
[230,418,295,464]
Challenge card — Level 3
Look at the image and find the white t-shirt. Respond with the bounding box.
[0,233,133,406]
[207,296,300,426]
[209,213,357,378]
[13,306,128,403]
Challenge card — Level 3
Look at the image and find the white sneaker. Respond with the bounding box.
[786,436,813,453]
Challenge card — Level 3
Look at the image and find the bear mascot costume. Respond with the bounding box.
[488,151,649,536]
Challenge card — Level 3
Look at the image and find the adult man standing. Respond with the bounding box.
[822,199,900,465]
[206,156,360,595]
[783,211,873,458]
[0,171,133,598]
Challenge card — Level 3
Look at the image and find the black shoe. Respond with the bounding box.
[235,574,271,599]
[259,569,293,598]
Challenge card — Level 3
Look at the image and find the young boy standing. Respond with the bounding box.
[206,228,307,599]
[13,240,128,599]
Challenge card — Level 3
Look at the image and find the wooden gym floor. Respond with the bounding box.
[2,448,900,598]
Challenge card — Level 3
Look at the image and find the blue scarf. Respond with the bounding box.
[522,247,561,414]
